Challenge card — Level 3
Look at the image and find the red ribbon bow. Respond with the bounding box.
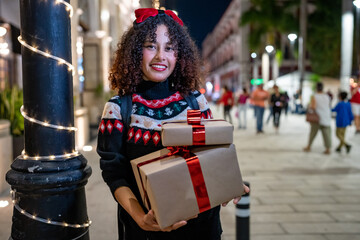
[187,110,206,145]
[135,8,184,26]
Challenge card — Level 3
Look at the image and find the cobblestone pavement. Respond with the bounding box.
[1,105,359,240]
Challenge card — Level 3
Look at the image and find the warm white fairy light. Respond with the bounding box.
[0,200,9,208]
[82,145,93,152]
[19,104,79,161]
[17,36,75,76]
[20,150,80,161]
[20,106,77,131]
[55,0,74,17]
[10,190,91,228]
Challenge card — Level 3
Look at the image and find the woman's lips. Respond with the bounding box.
[151,64,167,71]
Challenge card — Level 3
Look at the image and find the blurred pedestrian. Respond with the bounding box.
[237,87,250,129]
[303,82,332,154]
[326,89,334,106]
[283,91,290,116]
[219,85,234,123]
[265,85,275,124]
[293,89,303,114]
[349,84,360,134]
[251,83,269,134]
[332,91,353,153]
[270,85,286,133]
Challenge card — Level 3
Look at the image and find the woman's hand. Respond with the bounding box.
[221,184,250,207]
[137,210,188,232]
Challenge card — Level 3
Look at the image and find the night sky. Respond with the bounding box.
[162,0,232,50]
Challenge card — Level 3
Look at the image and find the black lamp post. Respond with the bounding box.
[6,1,91,239]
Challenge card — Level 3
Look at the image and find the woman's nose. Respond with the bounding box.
[155,48,165,60]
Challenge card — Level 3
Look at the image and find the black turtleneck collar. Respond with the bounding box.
[135,79,176,100]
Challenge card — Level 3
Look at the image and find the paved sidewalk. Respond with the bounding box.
[1,105,360,240]
[216,106,360,240]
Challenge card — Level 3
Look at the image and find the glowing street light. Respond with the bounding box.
[288,33,297,60]
[354,0,360,8]
[265,45,274,54]
[288,33,298,42]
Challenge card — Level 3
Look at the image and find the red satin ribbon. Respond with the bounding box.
[187,110,206,145]
[183,151,211,212]
[137,146,211,213]
[135,8,184,26]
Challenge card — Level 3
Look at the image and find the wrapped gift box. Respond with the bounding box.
[161,119,233,146]
[130,144,244,229]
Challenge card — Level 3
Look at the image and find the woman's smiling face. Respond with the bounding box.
[141,24,177,82]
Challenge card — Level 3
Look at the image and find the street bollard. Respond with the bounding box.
[236,181,250,240]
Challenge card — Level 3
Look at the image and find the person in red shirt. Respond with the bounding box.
[219,86,234,123]
[350,84,360,133]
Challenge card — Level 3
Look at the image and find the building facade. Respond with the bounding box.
[202,0,250,100]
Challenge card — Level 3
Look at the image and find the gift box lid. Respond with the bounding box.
[161,119,234,146]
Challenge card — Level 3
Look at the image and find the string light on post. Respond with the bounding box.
[10,190,91,228]
[0,26,7,37]
[20,106,77,132]
[21,150,80,161]
[20,105,78,161]
[18,36,75,76]
[55,0,74,17]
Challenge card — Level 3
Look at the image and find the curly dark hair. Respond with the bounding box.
[109,13,203,95]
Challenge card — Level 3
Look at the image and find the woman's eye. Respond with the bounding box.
[166,46,174,51]
[145,45,155,49]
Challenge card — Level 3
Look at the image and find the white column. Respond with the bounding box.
[99,0,111,93]
[88,0,100,33]
[253,60,259,81]
[262,53,269,86]
[272,57,279,82]
[340,0,354,93]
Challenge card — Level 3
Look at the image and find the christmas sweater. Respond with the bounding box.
[97,80,222,240]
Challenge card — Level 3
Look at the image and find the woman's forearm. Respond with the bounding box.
[114,186,145,225]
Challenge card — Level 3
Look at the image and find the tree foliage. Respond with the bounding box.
[0,86,24,136]
[240,0,344,77]
[239,0,299,53]
[307,0,342,77]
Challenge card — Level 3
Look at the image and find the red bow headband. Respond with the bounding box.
[135,8,184,26]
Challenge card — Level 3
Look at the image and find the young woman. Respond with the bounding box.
[97,8,249,240]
